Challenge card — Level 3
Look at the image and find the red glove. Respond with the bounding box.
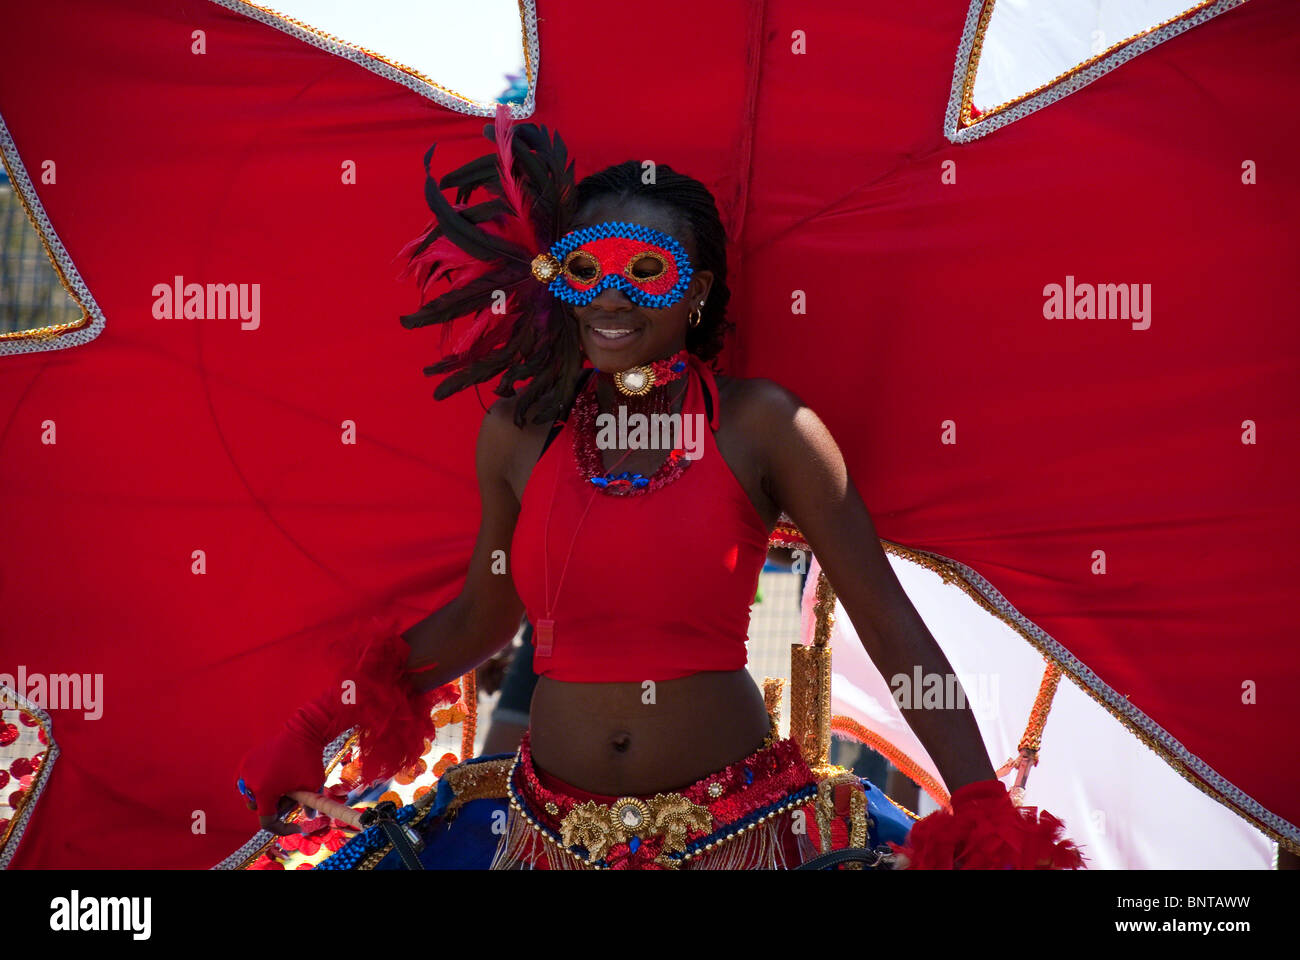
[236,625,459,820]
[236,688,349,817]
[889,779,1086,870]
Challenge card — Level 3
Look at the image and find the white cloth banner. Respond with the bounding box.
[800,552,1276,869]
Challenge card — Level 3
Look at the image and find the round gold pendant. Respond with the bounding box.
[614,365,655,396]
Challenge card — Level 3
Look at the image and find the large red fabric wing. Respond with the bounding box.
[731,0,1298,844]
[0,0,492,867]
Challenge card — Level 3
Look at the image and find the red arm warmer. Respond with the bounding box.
[236,615,459,817]
[889,779,1086,870]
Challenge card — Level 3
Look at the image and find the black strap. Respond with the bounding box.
[358,801,426,870]
[793,846,897,870]
[378,819,425,870]
[539,368,595,460]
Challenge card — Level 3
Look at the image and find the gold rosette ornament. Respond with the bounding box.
[558,793,713,865]
[531,253,561,283]
[559,801,623,862]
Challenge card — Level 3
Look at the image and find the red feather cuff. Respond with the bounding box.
[332,613,461,786]
[889,779,1086,870]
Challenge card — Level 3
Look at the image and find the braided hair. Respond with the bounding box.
[572,161,733,367]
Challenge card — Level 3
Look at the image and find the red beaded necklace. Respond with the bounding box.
[571,347,695,495]
[534,348,694,656]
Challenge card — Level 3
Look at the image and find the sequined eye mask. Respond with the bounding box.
[529,221,694,308]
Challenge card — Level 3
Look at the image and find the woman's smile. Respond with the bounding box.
[586,322,645,348]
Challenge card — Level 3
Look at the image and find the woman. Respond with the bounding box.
[236,107,1083,870]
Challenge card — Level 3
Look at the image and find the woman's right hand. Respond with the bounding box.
[236,692,343,836]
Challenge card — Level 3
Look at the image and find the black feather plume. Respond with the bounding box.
[399,104,581,426]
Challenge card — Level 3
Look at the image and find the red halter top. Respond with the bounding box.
[510,353,770,682]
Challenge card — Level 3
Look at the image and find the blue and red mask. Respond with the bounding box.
[530,221,694,308]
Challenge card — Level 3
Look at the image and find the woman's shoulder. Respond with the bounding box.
[484,391,554,431]
[713,373,804,422]
[478,394,558,504]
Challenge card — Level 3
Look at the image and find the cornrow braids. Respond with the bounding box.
[572,161,733,366]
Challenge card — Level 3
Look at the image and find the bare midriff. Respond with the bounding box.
[527,669,773,796]
[512,373,781,796]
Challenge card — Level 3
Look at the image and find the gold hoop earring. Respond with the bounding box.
[689,301,704,328]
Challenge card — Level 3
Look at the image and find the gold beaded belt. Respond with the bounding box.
[501,723,821,869]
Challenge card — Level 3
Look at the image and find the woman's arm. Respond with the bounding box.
[236,402,530,823]
[400,398,529,691]
[750,380,997,794]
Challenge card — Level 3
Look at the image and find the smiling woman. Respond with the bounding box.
[236,104,1086,870]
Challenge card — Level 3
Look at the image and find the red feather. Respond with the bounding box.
[393,215,436,266]
[453,300,513,356]
[889,779,1087,870]
[322,612,458,787]
[493,102,531,225]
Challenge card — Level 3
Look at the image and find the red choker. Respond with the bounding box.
[594,348,691,397]
[573,349,696,495]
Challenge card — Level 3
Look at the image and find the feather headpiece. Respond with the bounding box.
[397,103,579,422]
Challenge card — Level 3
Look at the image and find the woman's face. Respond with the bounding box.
[565,197,713,372]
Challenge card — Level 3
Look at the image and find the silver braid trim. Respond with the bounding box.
[206,0,539,119]
[883,539,1299,848]
[0,687,60,869]
[945,0,1249,144]
[0,111,107,357]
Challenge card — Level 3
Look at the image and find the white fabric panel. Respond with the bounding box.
[973,0,1200,111]
[802,552,1276,868]
[251,0,528,101]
